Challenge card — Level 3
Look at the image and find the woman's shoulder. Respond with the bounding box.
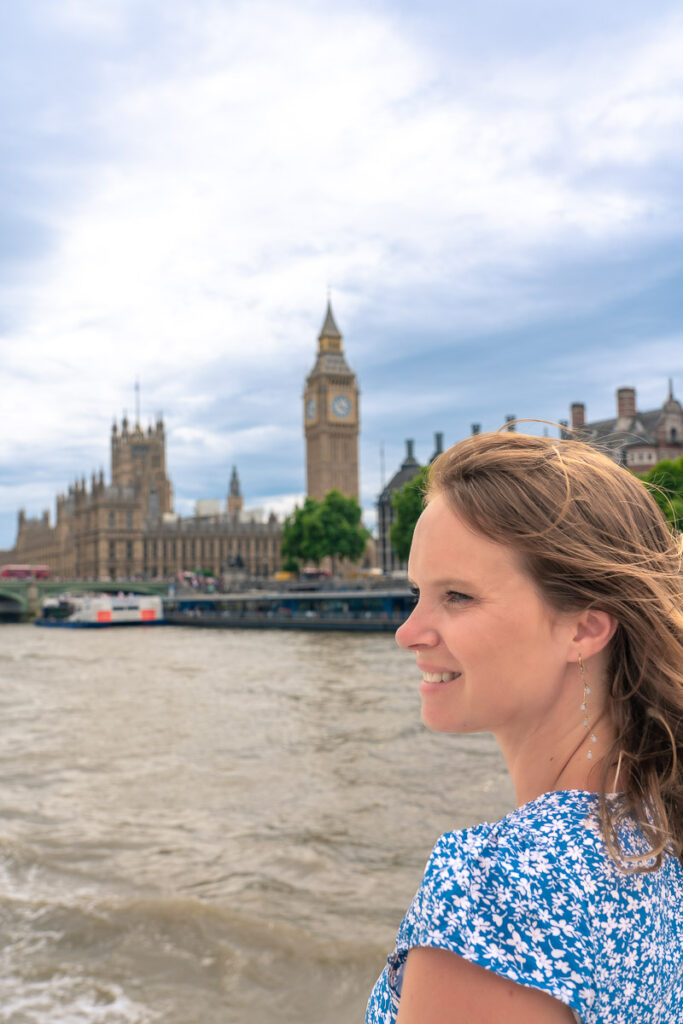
[427,790,603,878]
[392,793,602,1013]
[493,789,608,860]
[424,788,683,908]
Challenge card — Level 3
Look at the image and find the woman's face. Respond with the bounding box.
[396,493,575,739]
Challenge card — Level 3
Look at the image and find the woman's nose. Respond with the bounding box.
[395,603,439,650]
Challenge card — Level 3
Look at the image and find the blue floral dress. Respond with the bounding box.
[366,790,683,1023]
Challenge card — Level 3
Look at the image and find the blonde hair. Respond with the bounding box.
[428,430,683,871]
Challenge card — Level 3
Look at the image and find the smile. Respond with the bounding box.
[422,671,461,683]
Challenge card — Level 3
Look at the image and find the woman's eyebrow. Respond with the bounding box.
[414,576,475,589]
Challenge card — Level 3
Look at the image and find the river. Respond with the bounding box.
[0,623,514,1023]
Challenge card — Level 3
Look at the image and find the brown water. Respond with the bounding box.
[0,623,514,1023]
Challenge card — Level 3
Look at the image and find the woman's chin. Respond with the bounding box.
[420,705,475,734]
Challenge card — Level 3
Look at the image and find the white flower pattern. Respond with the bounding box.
[365,791,683,1024]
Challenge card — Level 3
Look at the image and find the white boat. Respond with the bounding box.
[36,592,165,627]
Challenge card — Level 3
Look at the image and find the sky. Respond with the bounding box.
[1,0,682,549]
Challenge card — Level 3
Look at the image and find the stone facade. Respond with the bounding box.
[304,302,359,500]
[9,418,281,580]
[377,433,443,574]
[565,383,683,472]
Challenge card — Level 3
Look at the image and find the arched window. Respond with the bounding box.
[671,427,678,442]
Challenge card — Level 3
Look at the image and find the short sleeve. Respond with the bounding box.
[386,822,597,1019]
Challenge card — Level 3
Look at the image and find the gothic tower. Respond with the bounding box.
[304,301,359,500]
[110,414,173,520]
[227,465,244,522]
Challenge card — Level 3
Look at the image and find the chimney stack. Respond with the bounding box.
[616,387,636,420]
[570,402,585,428]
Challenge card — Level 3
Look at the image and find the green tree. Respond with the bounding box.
[642,455,683,531]
[280,491,369,573]
[281,497,327,568]
[319,489,370,571]
[280,554,301,574]
[390,465,429,563]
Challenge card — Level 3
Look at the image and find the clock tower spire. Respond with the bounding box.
[304,300,360,500]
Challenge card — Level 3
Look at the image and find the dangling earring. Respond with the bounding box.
[578,652,597,759]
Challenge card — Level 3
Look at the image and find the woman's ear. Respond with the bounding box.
[569,608,617,661]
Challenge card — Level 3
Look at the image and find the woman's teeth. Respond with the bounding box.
[422,671,461,683]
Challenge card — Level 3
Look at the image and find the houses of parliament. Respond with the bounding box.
[2,302,360,580]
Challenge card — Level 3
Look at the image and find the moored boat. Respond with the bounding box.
[163,587,414,632]
[35,592,165,627]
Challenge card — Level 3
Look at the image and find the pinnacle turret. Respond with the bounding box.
[227,466,243,519]
[318,300,342,342]
[229,465,242,499]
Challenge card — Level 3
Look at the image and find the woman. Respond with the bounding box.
[366,431,683,1024]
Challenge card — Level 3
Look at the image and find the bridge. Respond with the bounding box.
[0,580,170,620]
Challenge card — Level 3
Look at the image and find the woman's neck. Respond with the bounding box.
[496,708,617,807]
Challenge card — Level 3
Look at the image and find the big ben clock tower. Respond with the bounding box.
[304,300,359,500]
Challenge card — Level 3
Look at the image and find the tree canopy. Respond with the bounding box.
[280,497,326,572]
[280,490,369,572]
[641,454,683,531]
[390,465,429,563]
[319,489,369,565]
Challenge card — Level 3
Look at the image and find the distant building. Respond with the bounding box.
[377,433,443,574]
[303,301,360,500]
[566,383,683,472]
[195,499,223,518]
[8,419,282,580]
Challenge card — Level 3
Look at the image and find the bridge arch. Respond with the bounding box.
[0,588,26,619]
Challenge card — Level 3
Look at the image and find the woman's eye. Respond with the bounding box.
[445,591,470,604]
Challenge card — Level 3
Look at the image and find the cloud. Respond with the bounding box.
[1,0,683,547]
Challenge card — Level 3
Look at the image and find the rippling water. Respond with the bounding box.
[0,623,514,1023]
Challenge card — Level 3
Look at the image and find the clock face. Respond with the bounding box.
[306,396,317,420]
[331,394,352,419]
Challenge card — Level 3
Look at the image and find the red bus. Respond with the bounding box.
[0,564,50,580]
